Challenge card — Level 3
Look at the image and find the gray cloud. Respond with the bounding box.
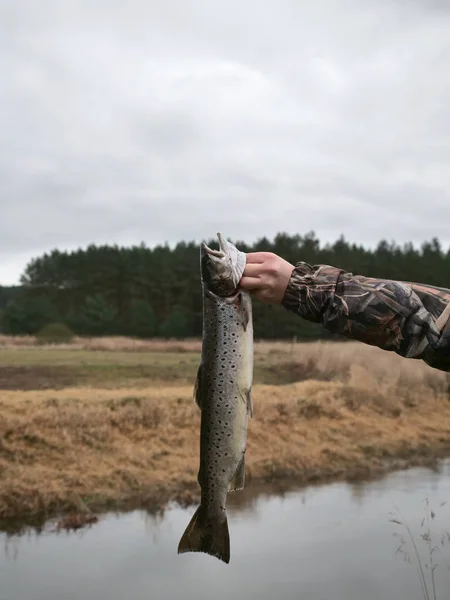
[1,0,450,283]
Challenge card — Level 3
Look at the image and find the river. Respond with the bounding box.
[2,462,450,600]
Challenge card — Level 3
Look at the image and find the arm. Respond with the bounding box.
[240,253,450,372]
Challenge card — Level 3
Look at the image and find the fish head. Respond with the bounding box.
[200,232,246,296]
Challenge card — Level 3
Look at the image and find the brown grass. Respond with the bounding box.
[0,334,204,352]
[0,337,448,388]
[1,338,450,530]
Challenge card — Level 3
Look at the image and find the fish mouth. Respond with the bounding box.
[200,232,246,294]
[201,233,230,259]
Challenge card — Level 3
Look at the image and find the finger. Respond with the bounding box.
[239,276,263,290]
[242,263,264,278]
[245,252,269,264]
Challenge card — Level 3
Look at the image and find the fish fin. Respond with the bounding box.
[193,364,203,409]
[197,467,203,487]
[177,505,230,564]
[239,292,251,331]
[228,454,245,491]
[197,457,205,487]
[239,388,253,418]
[246,388,253,418]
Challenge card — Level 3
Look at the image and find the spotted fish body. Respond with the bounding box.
[177,233,253,564]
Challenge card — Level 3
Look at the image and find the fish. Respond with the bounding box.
[177,232,254,564]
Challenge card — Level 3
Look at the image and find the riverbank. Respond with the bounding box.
[2,337,450,530]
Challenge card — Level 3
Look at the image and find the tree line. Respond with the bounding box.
[0,232,448,340]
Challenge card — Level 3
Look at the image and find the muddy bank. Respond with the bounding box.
[3,452,448,537]
[2,369,450,530]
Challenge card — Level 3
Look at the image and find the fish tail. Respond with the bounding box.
[177,504,230,564]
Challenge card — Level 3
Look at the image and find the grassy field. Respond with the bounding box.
[1,335,450,530]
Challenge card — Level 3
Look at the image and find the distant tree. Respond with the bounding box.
[159,306,192,338]
[0,286,23,311]
[1,296,59,334]
[126,299,158,338]
[10,232,450,340]
[79,295,116,336]
[1,301,26,334]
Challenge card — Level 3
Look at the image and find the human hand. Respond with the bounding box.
[239,252,295,304]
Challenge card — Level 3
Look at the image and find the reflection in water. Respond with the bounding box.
[1,462,450,600]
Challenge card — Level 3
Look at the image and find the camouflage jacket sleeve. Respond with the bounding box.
[282,262,450,372]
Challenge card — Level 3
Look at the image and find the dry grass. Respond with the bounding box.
[0,334,203,352]
[1,339,450,528]
[0,336,448,389]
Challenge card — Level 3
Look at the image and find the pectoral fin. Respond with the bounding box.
[193,364,203,409]
[246,388,253,418]
[228,455,245,491]
[239,388,253,418]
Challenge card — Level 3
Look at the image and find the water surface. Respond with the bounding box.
[2,462,450,600]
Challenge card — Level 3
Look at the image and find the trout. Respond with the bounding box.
[177,232,253,564]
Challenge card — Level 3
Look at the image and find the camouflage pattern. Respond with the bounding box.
[282,262,450,372]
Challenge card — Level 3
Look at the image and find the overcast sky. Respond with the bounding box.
[1,0,450,284]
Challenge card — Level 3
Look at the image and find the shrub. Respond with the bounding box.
[36,322,74,344]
